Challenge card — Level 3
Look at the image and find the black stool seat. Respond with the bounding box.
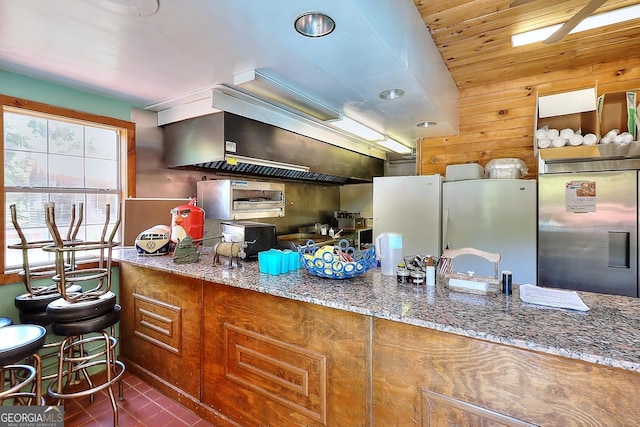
[15,285,83,312]
[0,317,11,328]
[51,305,121,337]
[47,291,116,323]
[0,325,46,366]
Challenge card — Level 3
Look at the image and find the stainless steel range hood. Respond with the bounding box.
[163,112,383,184]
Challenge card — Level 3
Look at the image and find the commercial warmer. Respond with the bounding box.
[538,169,638,297]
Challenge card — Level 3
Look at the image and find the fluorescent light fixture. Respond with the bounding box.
[326,116,384,141]
[228,155,310,173]
[377,138,412,154]
[234,69,340,122]
[512,4,640,47]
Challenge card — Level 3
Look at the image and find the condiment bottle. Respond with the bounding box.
[397,267,410,284]
[425,256,436,286]
[410,270,425,285]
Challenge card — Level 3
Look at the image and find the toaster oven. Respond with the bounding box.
[219,221,278,258]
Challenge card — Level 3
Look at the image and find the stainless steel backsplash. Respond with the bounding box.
[132,108,339,236]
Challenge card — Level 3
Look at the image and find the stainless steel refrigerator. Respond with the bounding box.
[442,178,537,285]
[538,170,638,297]
[373,175,442,259]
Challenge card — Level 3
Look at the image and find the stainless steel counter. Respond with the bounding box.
[114,247,640,373]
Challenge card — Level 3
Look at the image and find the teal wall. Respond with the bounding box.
[0,69,134,120]
[2,70,132,322]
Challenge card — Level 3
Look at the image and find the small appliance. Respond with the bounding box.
[219,221,278,258]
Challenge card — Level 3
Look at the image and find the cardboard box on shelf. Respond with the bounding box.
[537,111,598,137]
[537,88,598,137]
[538,145,601,160]
[535,88,598,160]
[597,91,639,141]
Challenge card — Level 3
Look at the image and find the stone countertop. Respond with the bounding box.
[114,247,640,373]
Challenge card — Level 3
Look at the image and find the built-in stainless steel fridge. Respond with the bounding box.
[538,170,639,297]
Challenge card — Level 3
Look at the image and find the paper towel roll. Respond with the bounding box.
[560,128,574,139]
[582,133,597,145]
[568,134,583,146]
[614,132,634,144]
[535,129,548,140]
[605,129,619,139]
[546,128,560,139]
[551,137,567,147]
[537,138,551,148]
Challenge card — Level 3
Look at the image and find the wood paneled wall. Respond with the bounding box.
[418,58,640,177]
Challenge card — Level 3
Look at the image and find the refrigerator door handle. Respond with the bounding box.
[608,231,630,268]
[443,205,449,249]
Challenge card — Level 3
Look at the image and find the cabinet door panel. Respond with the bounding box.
[203,283,371,426]
[119,263,202,397]
[373,317,640,426]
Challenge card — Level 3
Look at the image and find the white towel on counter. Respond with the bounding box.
[551,137,567,147]
[582,133,597,145]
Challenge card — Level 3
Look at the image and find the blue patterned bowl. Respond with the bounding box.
[298,239,377,279]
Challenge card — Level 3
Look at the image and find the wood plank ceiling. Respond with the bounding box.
[414,0,640,90]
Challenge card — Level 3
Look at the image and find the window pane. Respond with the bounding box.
[4,150,48,187]
[4,108,123,271]
[48,120,83,155]
[49,153,84,187]
[6,192,49,229]
[4,112,47,152]
[86,158,117,189]
[85,127,117,160]
[85,194,119,227]
[6,193,55,267]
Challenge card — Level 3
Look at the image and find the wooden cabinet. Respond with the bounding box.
[202,283,372,426]
[119,264,640,426]
[119,264,203,399]
[372,317,640,426]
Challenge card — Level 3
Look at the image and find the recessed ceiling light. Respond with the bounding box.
[417,121,437,128]
[98,0,159,16]
[294,12,336,37]
[379,89,405,100]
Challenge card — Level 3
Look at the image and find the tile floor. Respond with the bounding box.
[60,371,213,426]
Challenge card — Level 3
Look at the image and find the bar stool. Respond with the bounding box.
[0,324,46,405]
[10,202,83,326]
[8,203,85,388]
[43,202,125,427]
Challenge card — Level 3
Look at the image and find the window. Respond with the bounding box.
[2,96,135,277]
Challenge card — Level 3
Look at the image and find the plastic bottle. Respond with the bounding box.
[375,233,403,276]
[426,256,436,286]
